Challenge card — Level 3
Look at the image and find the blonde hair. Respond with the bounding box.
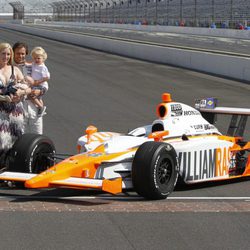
[0,42,14,65]
[31,46,48,61]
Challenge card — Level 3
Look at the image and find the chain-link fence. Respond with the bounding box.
[51,0,250,28]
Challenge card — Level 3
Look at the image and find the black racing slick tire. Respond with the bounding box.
[132,141,179,200]
[8,133,55,173]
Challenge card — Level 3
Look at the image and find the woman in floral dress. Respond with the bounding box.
[0,43,31,169]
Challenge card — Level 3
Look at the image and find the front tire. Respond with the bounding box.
[8,133,55,173]
[132,141,178,200]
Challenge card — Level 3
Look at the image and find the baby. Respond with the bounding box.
[0,70,28,102]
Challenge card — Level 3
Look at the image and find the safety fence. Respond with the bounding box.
[51,0,250,28]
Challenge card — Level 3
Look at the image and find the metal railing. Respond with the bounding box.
[51,0,250,28]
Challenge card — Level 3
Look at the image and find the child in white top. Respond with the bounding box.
[28,46,50,116]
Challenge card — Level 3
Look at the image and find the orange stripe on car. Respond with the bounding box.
[24,150,129,189]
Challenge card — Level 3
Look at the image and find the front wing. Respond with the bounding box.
[0,171,123,194]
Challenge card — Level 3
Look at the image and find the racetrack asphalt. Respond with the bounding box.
[0,28,250,250]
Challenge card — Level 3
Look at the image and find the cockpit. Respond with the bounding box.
[128,92,220,139]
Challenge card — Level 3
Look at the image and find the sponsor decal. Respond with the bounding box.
[171,104,183,117]
[195,99,206,109]
[183,110,200,116]
[154,155,160,189]
[165,144,172,151]
[191,124,215,131]
[206,98,217,109]
[195,98,217,109]
[178,147,232,181]
[192,124,203,130]
[204,124,215,130]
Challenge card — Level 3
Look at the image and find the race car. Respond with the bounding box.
[0,93,249,200]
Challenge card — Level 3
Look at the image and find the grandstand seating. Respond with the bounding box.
[51,0,250,27]
[1,0,249,27]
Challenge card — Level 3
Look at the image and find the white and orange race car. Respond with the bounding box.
[0,93,249,200]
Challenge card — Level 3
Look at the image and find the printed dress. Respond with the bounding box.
[0,68,24,166]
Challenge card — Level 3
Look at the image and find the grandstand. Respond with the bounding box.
[50,0,250,27]
[1,0,250,27]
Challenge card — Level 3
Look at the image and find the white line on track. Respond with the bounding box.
[168,197,250,200]
[0,196,250,201]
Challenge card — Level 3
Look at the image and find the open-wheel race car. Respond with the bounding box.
[0,93,250,200]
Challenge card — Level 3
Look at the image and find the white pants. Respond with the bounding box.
[23,100,43,134]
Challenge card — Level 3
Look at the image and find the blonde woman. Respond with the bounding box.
[0,42,31,168]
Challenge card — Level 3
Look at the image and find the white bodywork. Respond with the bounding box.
[78,102,220,153]
[76,100,236,187]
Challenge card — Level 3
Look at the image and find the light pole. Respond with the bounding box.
[94,0,101,22]
[116,0,122,23]
[73,0,78,21]
[105,0,111,23]
[127,0,132,24]
[136,0,138,22]
[110,0,116,23]
[57,1,62,21]
[67,0,75,21]
[81,1,88,22]
[155,0,158,25]
[119,0,125,23]
[194,0,197,27]
[61,1,69,21]
[58,1,64,21]
[82,0,90,22]
[230,0,233,27]
[211,0,215,26]
[64,0,73,21]
[76,0,83,21]
[180,0,183,25]
[102,0,109,22]
[144,0,148,23]
[99,1,105,22]
[90,0,95,22]
[86,0,94,22]
[166,0,169,25]
[50,2,59,21]
[78,0,85,21]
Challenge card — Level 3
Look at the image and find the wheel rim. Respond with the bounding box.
[157,157,172,187]
[31,144,54,173]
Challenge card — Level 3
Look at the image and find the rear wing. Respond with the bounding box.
[195,98,250,137]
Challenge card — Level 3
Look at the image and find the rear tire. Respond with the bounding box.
[132,141,178,200]
[8,133,55,173]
